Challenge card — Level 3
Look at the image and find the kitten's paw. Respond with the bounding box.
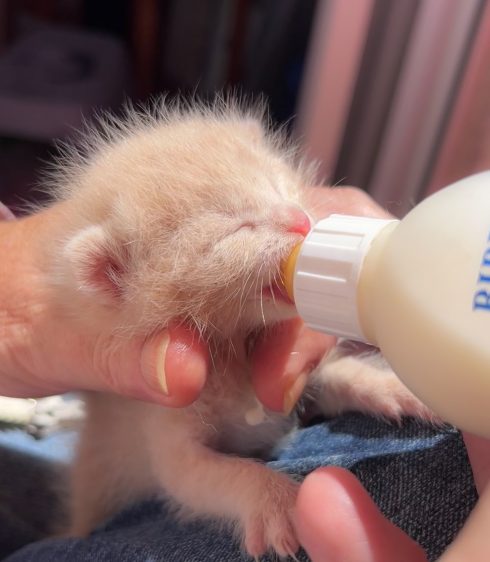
[241,474,300,558]
[315,355,440,423]
[360,374,439,423]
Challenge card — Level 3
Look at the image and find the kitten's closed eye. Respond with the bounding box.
[223,205,309,233]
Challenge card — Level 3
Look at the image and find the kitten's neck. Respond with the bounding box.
[209,333,248,364]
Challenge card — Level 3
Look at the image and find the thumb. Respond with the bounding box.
[89,325,209,407]
[295,467,428,562]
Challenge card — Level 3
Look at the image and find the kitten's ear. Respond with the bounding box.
[64,225,127,302]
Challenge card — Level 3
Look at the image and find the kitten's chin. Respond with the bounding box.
[261,284,292,305]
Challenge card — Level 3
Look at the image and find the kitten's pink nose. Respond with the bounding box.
[284,207,311,236]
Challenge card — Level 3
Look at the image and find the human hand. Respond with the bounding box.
[0,209,208,407]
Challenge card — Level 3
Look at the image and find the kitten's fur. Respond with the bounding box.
[43,100,431,557]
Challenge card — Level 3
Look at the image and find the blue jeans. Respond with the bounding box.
[0,414,477,562]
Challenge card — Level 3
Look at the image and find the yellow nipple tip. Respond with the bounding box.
[281,243,302,302]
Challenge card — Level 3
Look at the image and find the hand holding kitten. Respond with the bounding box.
[0,209,207,406]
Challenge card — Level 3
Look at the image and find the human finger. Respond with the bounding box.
[88,324,209,407]
[306,185,393,219]
[295,467,428,562]
[463,432,490,494]
[251,318,335,413]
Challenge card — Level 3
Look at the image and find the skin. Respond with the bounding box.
[1,187,487,561]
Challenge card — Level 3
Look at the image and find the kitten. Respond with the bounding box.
[41,100,431,557]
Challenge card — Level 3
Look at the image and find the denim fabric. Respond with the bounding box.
[2,414,477,562]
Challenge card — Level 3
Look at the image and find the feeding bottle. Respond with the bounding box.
[282,171,490,438]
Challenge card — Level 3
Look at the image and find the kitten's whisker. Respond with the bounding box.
[267,269,278,308]
[232,285,248,331]
[255,262,266,328]
[237,266,256,313]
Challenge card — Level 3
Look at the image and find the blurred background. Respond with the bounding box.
[0,0,489,215]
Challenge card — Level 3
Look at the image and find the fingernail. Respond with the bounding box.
[155,333,170,394]
[283,371,308,415]
[141,332,170,395]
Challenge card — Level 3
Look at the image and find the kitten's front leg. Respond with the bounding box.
[150,440,299,558]
[311,347,437,422]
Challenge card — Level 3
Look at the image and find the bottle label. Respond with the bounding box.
[474,231,490,311]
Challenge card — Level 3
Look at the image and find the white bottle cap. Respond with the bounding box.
[293,214,397,342]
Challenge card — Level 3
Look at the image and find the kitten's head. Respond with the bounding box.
[51,102,316,339]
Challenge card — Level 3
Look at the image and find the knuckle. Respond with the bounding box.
[92,335,121,392]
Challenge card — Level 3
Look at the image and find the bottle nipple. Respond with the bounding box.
[280,214,396,341]
[281,243,302,302]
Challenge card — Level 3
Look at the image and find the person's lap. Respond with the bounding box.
[1,414,477,562]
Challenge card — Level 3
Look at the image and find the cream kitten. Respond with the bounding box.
[41,100,431,558]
